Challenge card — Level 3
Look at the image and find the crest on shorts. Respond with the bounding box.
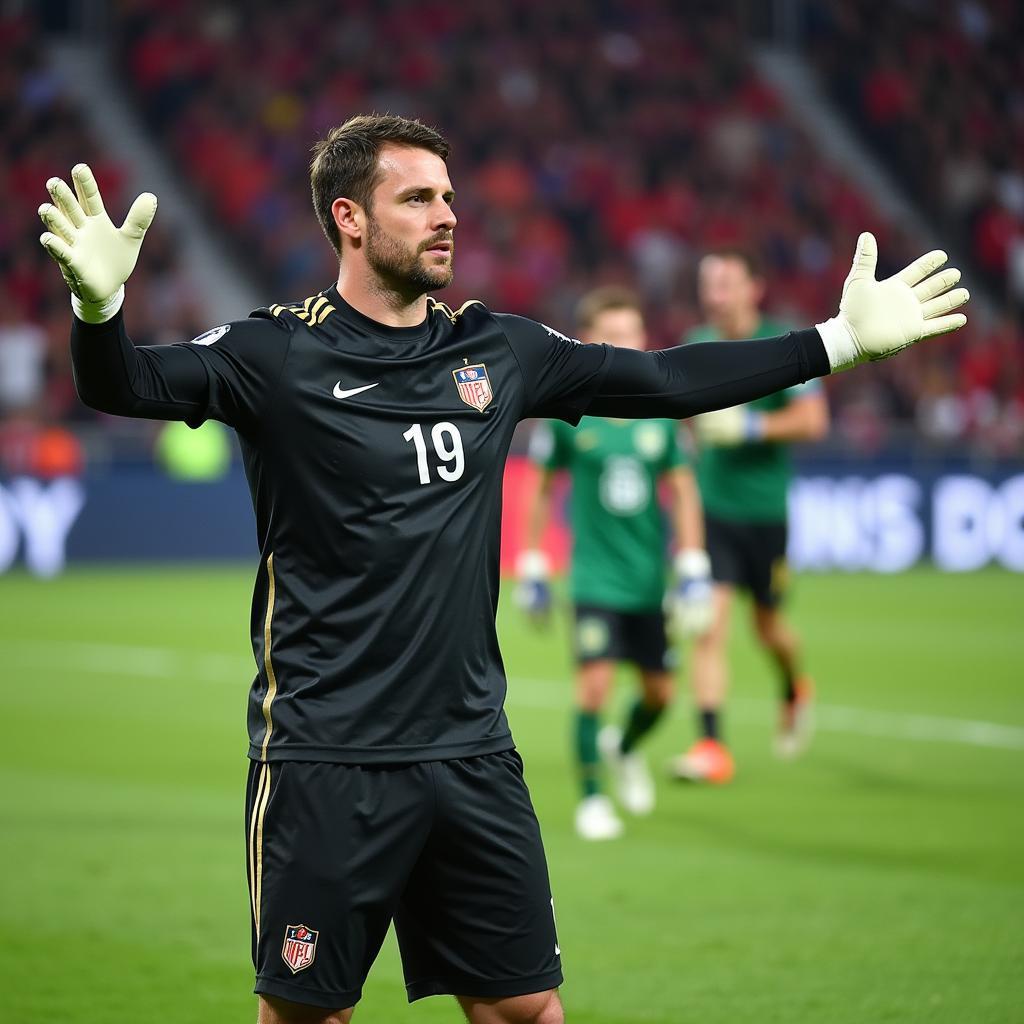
[452,363,493,412]
[282,924,318,974]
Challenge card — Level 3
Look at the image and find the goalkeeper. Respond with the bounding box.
[39,142,967,1022]
[519,288,713,841]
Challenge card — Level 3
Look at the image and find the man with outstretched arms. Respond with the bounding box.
[38,114,968,1024]
[671,249,830,785]
[518,286,713,841]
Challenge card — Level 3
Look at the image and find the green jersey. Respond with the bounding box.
[530,417,686,612]
[686,317,822,522]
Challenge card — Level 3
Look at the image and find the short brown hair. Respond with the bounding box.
[310,114,451,256]
[701,246,763,279]
[574,286,643,332]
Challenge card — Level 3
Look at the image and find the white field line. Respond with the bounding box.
[3,641,1023,752]
[504,677,1024,753]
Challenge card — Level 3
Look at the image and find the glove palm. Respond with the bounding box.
[818,232,969,371]
[38,163,157,314]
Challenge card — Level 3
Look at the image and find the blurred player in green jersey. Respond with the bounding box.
[670,249,829,784]
[519,288,713,840]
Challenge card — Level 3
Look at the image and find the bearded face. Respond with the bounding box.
[364,214,454,297]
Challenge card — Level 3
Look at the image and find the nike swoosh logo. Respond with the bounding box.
[333,381,380,400]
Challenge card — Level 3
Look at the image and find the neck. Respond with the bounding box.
[712,309,760,340]
[335,264,428,328]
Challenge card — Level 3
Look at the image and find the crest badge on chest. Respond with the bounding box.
[452,363,494,412]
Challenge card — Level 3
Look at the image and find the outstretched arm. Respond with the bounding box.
[588,233,967,420]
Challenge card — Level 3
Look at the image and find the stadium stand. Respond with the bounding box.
[4,3,1021,455]
[0,10,207,465]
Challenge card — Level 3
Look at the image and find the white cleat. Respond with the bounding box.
[599,725,655,816]
[574,794,624,841]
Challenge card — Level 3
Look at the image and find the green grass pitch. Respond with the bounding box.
[1,566,1022,1023]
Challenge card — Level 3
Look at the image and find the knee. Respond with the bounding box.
[523,990,564,1024]
[754,619,775,647]
[481,989,563,1024]
[646,677,674,708]
[538,995,564,1024]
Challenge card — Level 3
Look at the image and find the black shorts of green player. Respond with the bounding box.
[71,287,829,1006]
[705,516,789,609]
[573,605,672,671]
[246,752,559,1009]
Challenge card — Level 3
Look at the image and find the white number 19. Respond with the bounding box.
[402,422,465,485]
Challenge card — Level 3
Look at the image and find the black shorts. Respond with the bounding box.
[245,751,562,1010]
[705,515,789,608]
[573,604,673,671]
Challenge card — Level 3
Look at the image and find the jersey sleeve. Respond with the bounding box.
[179,311,294,430]
[527,419,572,470]
[584,329,830,419]
[495,313,613,424]
[70,308,293,434]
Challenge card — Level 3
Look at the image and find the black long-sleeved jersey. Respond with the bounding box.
[71,285,828,763]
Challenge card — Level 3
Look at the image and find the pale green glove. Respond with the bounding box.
[816,232,969,371]
[38,163,157,323]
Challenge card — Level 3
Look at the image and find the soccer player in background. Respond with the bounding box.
[37,114,967,1024]
[670,249,830,785]
[518,287,713,841]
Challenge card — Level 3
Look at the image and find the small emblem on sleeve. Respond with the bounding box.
[282,924,318,973]
[452,363,494,412]
[189,324,231,347]
[541,323,580,345]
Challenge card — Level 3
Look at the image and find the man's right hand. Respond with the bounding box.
[515,549,553,625]
[38,163,157,323]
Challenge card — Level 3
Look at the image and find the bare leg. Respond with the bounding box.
[752,603,802,694]
[457,988,564,1024]
[670,584,736,782]
[638,669,674,711]
[690,584,734,731]
[753,603,814,757]
[576,659,615,714]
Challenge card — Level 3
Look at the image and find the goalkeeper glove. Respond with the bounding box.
[515,549,552,624]
[38,163,157,324]
[817,232,968,371]
[669,549,714,638]
[694,405,763,447]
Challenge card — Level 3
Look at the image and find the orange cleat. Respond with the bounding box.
[775,676,815,760]
[668,738,735,784]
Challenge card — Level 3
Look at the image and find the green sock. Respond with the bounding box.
[621,698,666,754]
[575,710,601,797]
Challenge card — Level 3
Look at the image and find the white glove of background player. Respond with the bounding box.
[38,163,158,324]
[817,232,968,371]
[669,549,714,638]
[694,405,763,447]
[515,549,553,625]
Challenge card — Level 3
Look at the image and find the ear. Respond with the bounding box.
[332,197,365,247]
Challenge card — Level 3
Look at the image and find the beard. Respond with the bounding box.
[364,216,454,298]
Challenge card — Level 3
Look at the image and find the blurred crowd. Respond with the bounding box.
[801,0,1024,453]
[2,2,1022,469]
[0,11,206,473]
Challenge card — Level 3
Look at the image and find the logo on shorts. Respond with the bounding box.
[282,924,318,974]
[452,363,493,411]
